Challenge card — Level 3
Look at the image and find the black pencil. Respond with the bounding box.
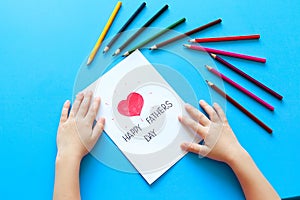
[103,2,146,53]
[206,80,272,134]
[210,53,283,100]
[113,4,169,56]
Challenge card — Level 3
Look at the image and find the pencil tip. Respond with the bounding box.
[205,65,212,70]
[210,53,217,58]
[113,49,120,56]
[206,80,213,86]
[189,39,195,43]
[183,44,190,48]
[123,52,129,57]
[87,58,92,65]
[103,46,109,53]
[149,45,157,50]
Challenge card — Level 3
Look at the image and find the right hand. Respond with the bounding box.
[179,100,247,165]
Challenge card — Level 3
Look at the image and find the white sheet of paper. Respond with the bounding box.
[84,50,201,184]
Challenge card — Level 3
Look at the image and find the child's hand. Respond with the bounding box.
[56,91,105,162]
[179,100,246,165]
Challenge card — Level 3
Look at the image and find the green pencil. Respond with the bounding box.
[122,18,186,57]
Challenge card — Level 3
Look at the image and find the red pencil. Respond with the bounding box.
[183,44,266,63]
[189,34,260,43]
[210,53,283,100]
[205,65,274,111]
[206,80,272,134]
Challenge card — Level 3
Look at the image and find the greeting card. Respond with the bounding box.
[85,50,201,184]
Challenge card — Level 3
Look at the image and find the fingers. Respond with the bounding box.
[178,115,207,139]
[77,91,93,117]
[59,100,70,123]
[69,93,84,118]
[199,100,220,122]
[92,117,105,141]
[86,97,101,123]
[181,142,210,156]
[185,104,210,126]
[213,103,228,123]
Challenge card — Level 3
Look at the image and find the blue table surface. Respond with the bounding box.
[1,0,300,199]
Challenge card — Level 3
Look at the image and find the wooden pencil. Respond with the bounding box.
[113,4,169,56]
[184,44,266,63]
[103,2,146,53]
[205,65,274,111]
[206,80,272,134]
[122,18,186,57]
[149,18,222,50]
[189,34,260,43]
[87,1,122,65]
[210,53,283,100]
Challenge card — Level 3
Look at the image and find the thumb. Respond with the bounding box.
[181,142,211,157]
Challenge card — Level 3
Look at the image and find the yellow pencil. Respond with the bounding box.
[87,1,122,65]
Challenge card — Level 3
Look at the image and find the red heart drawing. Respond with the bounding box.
[117,92,144,117]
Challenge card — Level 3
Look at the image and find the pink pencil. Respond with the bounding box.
[205,65,274,111]
[184,44,266,63]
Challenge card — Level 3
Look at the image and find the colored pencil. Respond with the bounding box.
[103,2,146,53]
[189,34,260,43]
[87,1,122,65]
[183,44,266,63]
[205,65,274,111]
[210,53,283,100]
[122,18,186,57]
[113,4,169,56]
[206,80,272,134]
[149,18,222,50]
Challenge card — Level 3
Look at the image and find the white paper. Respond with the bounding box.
[84,50,200,184]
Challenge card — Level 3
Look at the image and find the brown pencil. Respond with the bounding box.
[149,18,222,50]
[206,80,272,134]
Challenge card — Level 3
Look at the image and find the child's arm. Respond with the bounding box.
[179,100,280,200]
[53,91,105,200]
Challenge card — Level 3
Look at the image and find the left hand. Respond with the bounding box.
[56,91,105,162]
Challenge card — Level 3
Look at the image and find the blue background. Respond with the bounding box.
[1,0,299,199]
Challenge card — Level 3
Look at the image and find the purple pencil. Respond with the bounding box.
[210,53,283,100]
[184,44,266,63]
[205,65,274,111]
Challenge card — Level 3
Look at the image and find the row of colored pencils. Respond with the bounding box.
[86,2,224,63]
[181,33,282,134]
[87,2,173,64]
[86,1,282,134]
